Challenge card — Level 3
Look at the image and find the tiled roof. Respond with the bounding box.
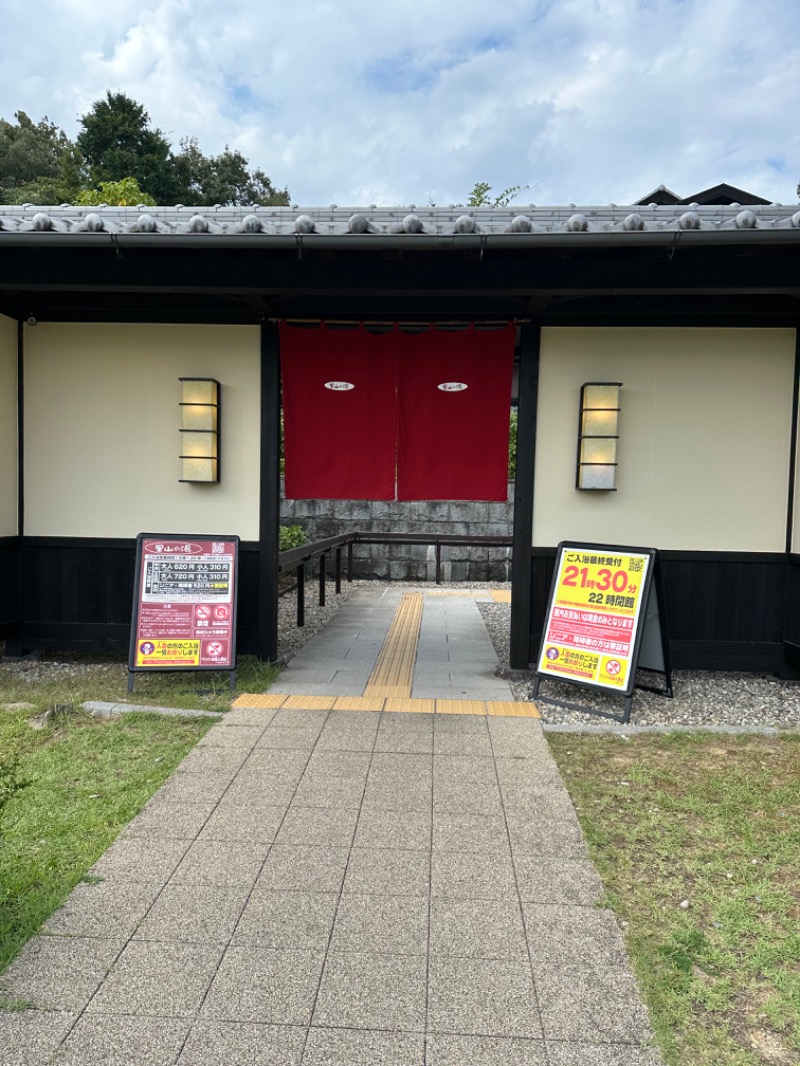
[1,202,799,239]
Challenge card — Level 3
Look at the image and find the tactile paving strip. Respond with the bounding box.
[230,694,540,717]
[362,591,424,699]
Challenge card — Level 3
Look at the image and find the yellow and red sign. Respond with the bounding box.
[537,546,651,692]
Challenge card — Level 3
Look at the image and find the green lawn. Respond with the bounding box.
[548,732,800,1066]
[0,704,213,974]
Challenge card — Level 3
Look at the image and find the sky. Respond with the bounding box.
[2,0,799,207]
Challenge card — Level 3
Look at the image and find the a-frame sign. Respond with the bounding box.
[532,541,672,724]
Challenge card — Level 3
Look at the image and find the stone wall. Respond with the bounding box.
[281,484,514,582]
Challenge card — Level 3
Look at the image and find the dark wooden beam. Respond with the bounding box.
[510,322,541,670]
[257,321,281,661]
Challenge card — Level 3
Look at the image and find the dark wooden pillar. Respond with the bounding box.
[509,322,541,670]
[257,322,281,662]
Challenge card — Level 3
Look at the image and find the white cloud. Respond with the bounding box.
[2,0,798,204]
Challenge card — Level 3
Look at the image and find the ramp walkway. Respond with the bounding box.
[0,586,662,1065]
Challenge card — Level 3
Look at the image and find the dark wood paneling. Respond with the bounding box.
[16,538,260,657]
[0,536,20,640]
[528,547,788,672]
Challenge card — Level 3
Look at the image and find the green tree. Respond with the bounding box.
[0,111,81,204]
[77,92,179,203]
[174,137,289,206]
[74,177,157,207]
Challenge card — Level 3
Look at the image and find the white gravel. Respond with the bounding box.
[478,599,800,730]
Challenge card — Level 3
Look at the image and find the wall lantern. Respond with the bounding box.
[179,378,220,482]
[576,382,621,490]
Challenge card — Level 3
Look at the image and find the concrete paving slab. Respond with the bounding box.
[174,747,250,775]
[89,837,192,884]
[198,801,286,843]
[546,1043,663,1065]
[523,905,629,968]
[506,816,588,860]
[499,787,582,823]
[430,898,527,959]
[432,811,511,855]
[362,780,432,811]
[353,807,432,850]
[433,754,496,785]
[255,845,350,894]
[177,1021,305,1065]
[513,856,605,906]
[232,890,339,951]
[197,726,264,750]
[275,804,359,847]
[170,838,271,887]
[312,951,427,1031]
[133,882,250,945]
[290,775,366,809]
[54,1013,190,1066]
[431,850,517,901]
[427,956,542,1038]
[304,749,371,778]
[433,730,494,756]
[43,880,162,940]
[343,847,431,897]
[535,962,654,1044]
[330,894,429,955]
[0,1009,77,1066]
[86,941,224,1018]
[433,781,504,817]
[122,801,212,840]
[254,727,322,750]
[303,1027,425,1066]
[151,772,233,809]
[218,707,278,728]
[200,947,324,1025]
[425,1033,548,1065]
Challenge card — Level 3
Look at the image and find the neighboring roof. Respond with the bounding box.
[635,182,773,207]
[0,201,798,246]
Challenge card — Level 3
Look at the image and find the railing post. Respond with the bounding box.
[347,541,354,582]
[319,552,326,606]
[296,562,305,627]
[435,542,442,585]
[335,547,342,594]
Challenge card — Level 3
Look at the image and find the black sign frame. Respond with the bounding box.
[127,532,240,694]
[532,540,673,724]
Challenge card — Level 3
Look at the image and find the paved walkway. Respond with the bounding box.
[1,587,662,1065]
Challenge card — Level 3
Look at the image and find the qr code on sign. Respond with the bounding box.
[627,558,644,572]
[212,542,225,554]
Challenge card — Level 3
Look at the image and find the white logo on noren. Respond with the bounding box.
[325,381,355,391]
[438,382,468,392]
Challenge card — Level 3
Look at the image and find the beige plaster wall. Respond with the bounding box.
[24,324,260,539]
[0,314,17,536]
[533,327,796,552]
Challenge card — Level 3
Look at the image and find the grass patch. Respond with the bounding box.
[0,704,213,972]
[0,652,279,715]
[548,732,800,1066]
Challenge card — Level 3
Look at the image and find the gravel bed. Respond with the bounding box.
[478,599,800,730]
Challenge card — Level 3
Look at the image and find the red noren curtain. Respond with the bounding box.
[280,322,399,500]
[396,324,515,501]
[280,322,515,501]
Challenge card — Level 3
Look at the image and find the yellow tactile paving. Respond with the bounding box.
[231,692,540,718]
[231,693,287,708]
[490,590,512,603]
[486,701,540,718]
[333,696,386,711]
[281,695,337,710]
[436,699,489,715]
[384,697,436,714]
[363,591,424,699]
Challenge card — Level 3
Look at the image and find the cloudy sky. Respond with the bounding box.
[2,0,799,206]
